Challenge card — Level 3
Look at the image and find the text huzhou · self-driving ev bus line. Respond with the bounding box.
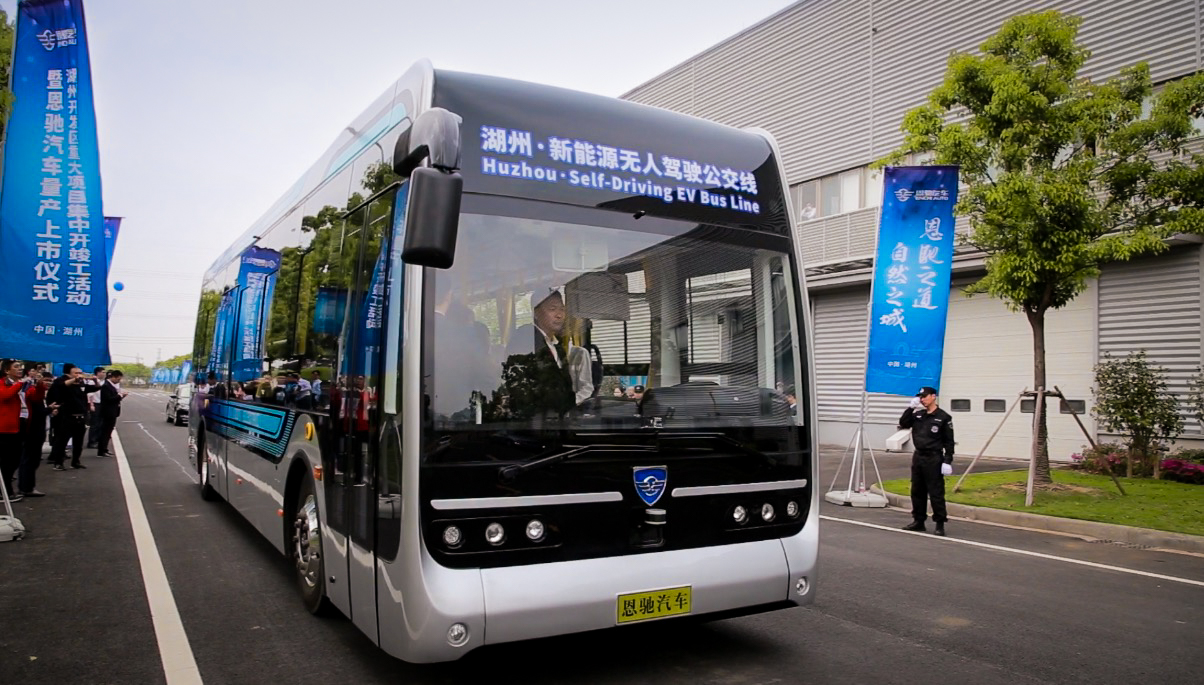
[188,60,818,663]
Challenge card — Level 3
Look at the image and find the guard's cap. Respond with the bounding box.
[915,386,937,397]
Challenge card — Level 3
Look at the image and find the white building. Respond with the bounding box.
[623,0,1204,459]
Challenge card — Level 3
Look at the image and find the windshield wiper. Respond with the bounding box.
[498,443,656,482]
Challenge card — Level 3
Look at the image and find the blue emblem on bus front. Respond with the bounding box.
[633,466,667,506]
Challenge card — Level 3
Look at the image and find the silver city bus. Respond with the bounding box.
[188,60,818,663]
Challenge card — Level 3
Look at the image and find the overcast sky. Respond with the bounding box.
[1,0,799,368]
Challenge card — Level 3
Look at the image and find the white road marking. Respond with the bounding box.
[133,421,198,484]
[113,431,204,684]
[821,514,1204,588]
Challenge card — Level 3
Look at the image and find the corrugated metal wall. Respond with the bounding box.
[811,287,908,424]
[624,0,1204,186]
[1097,245,1203,434]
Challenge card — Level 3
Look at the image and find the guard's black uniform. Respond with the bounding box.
[899,405,955,524]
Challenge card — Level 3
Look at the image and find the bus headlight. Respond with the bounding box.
[786,501,800,518]
[442,525,463,548]
[761,503,776,522]
[525,519,545,542]
[485,522,506,546]
[732,505,748,525]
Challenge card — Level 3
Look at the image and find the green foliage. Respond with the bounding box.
[880,10,1204,488]
[1169,448,1204,464]
[0,10,14,142]
[1068,442,1133,477]
[881,469,1204,536]
[109,362,153,381]
[883,10,1204,314]
[1092,351,1183,478]
[159,353,192,368]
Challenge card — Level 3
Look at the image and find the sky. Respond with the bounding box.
[1,0,800,367]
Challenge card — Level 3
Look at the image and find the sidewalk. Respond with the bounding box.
[822,442,1204,555]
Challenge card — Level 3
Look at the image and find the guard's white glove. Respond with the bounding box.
[908,397,922,409]
[940,463,953,476]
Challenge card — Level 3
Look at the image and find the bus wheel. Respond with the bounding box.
[199,437,218,501]
[292,474,331,615]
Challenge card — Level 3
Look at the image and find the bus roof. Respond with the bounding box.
[204,62,789,282]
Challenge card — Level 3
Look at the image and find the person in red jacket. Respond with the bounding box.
[1,359,28,502]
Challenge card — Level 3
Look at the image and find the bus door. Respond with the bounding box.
[330,193,393,642]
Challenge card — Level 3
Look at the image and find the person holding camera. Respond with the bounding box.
[47,364,94,470]
[898,386,955,536]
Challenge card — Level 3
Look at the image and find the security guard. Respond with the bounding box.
[898,386,955,536]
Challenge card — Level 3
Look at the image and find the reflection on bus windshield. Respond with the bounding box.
[429,213,800,430]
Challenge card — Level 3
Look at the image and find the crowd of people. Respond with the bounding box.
[1,360,127,503]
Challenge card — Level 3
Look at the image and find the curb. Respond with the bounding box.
[870,486,1204,555]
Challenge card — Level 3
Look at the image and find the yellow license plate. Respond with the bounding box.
[616,586,692,624]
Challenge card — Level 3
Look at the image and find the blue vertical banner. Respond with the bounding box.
[232,246,280,381]
[208,290,236,379]
[103,216,121,273]
[865,166,959,396]
[0,0,108,364]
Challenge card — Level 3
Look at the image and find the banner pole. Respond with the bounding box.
[825,279,887,507]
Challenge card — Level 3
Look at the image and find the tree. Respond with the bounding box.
[160,353,191,368]
[881,11,1204,486]
[0,10,15,142]
[1093,351,1182,478]
[109,362,153,383]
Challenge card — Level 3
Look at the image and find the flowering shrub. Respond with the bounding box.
[1069,443,1143,477]
[1160,459,1204,485]
[1169,448,1204,465]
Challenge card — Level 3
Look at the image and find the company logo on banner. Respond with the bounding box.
[865,166,959,396]
[0,0,108,365]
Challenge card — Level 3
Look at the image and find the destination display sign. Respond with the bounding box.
[434,71,789,233]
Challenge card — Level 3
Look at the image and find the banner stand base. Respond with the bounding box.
[825,425,889,508]
[824,489,889,507]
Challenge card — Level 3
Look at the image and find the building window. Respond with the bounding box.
[1020,399,1035,413]
[1060,399,1087,415]
[984,399,1007,413]
[950,399,970,412]
[865,168,884,208]
[819,169,864,217]
[795,180,818,221]
[820,173,842,216]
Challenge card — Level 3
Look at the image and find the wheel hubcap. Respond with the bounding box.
[293,494,321,588]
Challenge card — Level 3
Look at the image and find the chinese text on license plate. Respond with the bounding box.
[616,586,692,624]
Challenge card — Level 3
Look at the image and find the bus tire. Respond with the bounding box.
[198,434,218,501]
[292,472,332,615]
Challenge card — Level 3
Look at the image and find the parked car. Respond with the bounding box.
[166,383,192,426]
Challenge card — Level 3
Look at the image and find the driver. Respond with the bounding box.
[500,289,594,417]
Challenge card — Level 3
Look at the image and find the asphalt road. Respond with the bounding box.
[1,389,1200,684]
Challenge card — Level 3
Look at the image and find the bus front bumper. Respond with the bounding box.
[479,533,816,646]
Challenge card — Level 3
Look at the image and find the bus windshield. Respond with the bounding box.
[424,197,803,461]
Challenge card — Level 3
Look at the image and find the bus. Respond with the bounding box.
[188,59,818,663]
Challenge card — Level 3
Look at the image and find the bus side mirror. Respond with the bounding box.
[402,167,462,269]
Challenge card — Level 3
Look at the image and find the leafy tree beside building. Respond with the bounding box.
[881,10,1204,487]
[0,10,14,141]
